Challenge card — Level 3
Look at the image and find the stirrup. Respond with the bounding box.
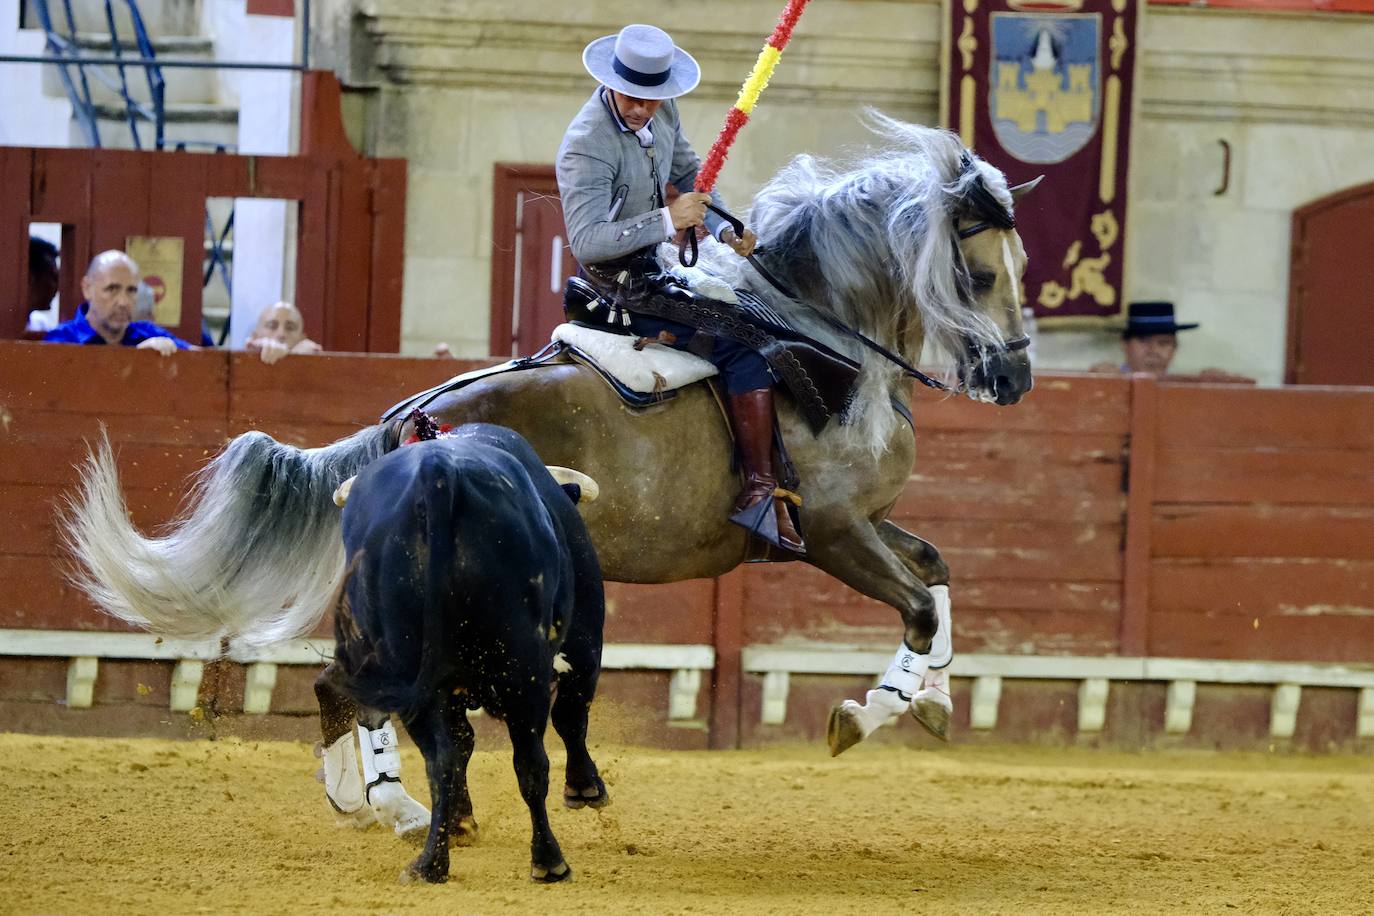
[729,492,806,556]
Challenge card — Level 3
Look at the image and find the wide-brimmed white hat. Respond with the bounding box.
[582,24,701,100]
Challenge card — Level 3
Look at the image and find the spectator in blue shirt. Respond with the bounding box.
[44,250,192,355]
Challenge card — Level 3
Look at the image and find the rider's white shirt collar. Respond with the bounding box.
[601,87,654,149]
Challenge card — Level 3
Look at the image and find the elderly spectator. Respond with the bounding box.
[44,251,191,355]
[243,301,322,364]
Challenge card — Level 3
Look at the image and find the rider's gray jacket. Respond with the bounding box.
[556,87,729,267]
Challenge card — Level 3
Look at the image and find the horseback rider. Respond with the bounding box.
[556,23,810,556]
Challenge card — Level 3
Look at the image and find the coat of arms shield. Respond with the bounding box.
[989,13,1101,164]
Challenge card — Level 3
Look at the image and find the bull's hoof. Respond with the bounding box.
[530,860,572,883]
[910,695,952,742]
[826,701,868,757]
[563,781,611,810]
[399,857,449,885]
[449,815,480,847]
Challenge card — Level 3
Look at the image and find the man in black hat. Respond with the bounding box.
[1091,301,1197,375]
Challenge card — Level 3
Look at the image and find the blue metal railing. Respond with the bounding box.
[31,0,166,149]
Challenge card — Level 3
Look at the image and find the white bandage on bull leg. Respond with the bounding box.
[317,732,375,827]
[358,719,431,838]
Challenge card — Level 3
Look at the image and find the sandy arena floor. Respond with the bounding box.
[4,725,1371,916]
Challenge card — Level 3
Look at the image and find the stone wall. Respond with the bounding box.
[322,0,1374,383]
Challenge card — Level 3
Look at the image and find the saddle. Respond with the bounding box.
[380,326,722,423]
[571,264,863,435]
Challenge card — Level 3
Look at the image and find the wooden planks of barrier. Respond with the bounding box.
[0,343,228,630]
[1148,383,1374,662]
[738,373,1130,661]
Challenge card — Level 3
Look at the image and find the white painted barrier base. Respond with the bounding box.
[741,645,1374,739]
[1,630,714,721]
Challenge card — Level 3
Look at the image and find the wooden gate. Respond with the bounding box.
[489,164,572,357]
[1287,181,1374,386]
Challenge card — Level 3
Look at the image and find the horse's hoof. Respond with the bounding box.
[449,815,480,847]
[327,798,379,829]
[369,781,432,841]
[399,859,449,884]
[827,702,867,757]
[910,695,952,742]
[531,861,572,883]
[563,783,611,810]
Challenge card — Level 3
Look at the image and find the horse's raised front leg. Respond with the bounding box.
[877,520,955,741]
[356,706,431,840]
[804,517,940,756]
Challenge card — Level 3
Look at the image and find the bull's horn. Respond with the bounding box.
[1009,175,1044,201]
[546,466,599,503]
[332,476,356,508]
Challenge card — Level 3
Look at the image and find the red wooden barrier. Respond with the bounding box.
[739,374,1131,659]
[4,344,1374,747]
[1146,384,1374,662]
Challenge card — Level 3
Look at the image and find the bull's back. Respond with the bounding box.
[421,363,748,582]
[342,441,570,649]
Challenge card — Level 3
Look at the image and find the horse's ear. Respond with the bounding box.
[1009,175,1044,201]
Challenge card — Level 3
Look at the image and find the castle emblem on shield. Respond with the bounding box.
[990,11,1100,164]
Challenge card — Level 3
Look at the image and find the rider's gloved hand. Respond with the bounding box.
[669,192,711,230]
[721,227,758,258]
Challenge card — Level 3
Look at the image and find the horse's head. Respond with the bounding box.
[948,156,1040,406]
[745,116,1042,408]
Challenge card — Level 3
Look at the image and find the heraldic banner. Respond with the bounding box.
[940,0,1141,325]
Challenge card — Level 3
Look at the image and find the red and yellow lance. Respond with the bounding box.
[694,0,811,194]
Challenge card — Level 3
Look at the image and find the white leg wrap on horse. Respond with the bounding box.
[829,644,929,753]
[879,642,928,697]
[838,641,929,739]
[357,720,430,837]
[911,587,956,739]
[320,733,371,824]
[924,585,953,669]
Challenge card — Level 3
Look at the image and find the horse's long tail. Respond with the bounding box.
[62,424,395,648]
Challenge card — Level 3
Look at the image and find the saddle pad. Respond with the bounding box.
[552,323,717,394]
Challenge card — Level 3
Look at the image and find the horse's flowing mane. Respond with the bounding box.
[674,112,1016,454]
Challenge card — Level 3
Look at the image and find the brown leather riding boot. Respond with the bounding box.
[728,388,806,555]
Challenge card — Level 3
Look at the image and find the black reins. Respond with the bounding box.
[679,203,1027,393]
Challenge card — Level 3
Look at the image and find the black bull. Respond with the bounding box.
[322,424,608,883]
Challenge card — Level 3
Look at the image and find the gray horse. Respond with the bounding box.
[64,115,1037,835]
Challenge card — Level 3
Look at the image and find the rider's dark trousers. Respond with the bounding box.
[628,312,773,395]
